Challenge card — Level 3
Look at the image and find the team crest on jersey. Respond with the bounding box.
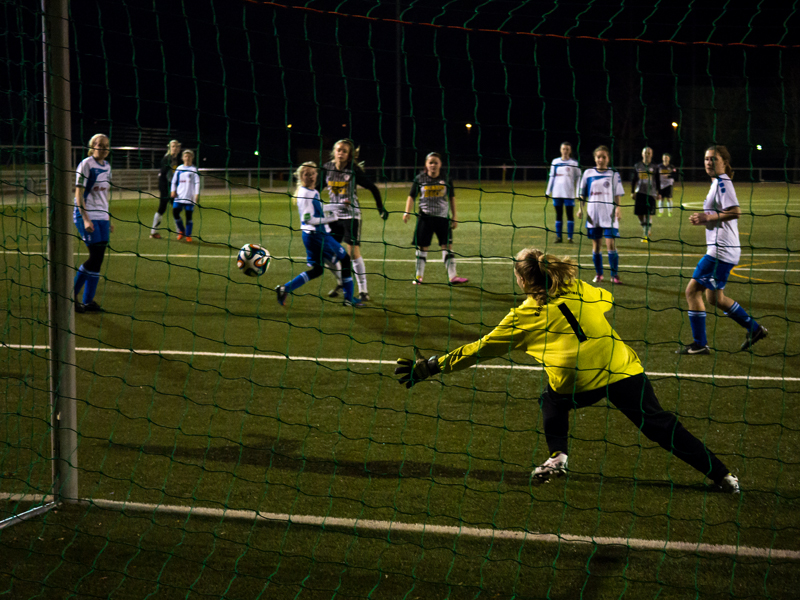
[603,180,610,188]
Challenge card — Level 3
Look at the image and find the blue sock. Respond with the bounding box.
[555,220,562,238]
[342,276,354,302]
[82,269,101,304]
[175,217,185,233]
[725,301,759,333]
[688,311,707,346]
[284,272,309,294]
[186,221,193,237]
[592,252,603,276]
[567,221,574,239]
[73,265,88,297]
[608,251,619,277]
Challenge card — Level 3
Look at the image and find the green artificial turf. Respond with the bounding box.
[1,180,799,599]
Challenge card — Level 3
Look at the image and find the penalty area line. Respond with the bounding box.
[4,344,798,382]
[1,494,797,560]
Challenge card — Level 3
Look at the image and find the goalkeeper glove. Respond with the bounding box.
[395,349,441,388]
[379,208,389,220]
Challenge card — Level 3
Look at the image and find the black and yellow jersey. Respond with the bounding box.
[438,280,643,394]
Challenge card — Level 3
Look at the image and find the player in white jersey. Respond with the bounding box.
[577,146,625,284]
[73,133,113,313]
[545,142,581,243]
[319,139,387,302]
[677,145,767,355]
[274,162,362,308]
[170,150,200,242]
[403,152,468,285]
[656,153,677,217]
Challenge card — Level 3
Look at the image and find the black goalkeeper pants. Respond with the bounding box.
[538,373,729,481]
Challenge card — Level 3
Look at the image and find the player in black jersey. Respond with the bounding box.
[150,140,181,239]
[319,139,388,302]
[657,153,678,217]
[403,153,468,285]
[631,147,661,243]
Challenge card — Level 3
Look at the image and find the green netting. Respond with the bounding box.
[2,0,800,598]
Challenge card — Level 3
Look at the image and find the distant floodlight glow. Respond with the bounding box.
[466,123,473,129]
[671,122,678,129]
[757,144,763,150]
[287,124,292,129]
[254,151,259,156]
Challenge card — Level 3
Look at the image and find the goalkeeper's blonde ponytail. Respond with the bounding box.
[514,248,577,306]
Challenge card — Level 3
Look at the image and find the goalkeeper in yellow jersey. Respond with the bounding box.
[396,248,739,493]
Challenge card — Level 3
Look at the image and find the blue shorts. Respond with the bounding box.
[73,208,110,246]
[174,201,195,212]
[692,254,734,290]
[586,227,618,240]
[303,231,347,267]
[552,197,575,208]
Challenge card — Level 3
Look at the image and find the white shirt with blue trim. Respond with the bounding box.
[546,157,580,199]
[171,165,200,204]
[75,156,112,221]
[580,168,624,229]
[704,174,740,264]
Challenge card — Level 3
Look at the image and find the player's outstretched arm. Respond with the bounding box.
[395,349,441,388]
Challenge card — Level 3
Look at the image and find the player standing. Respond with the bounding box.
[275,162,362,308]
[403,152,468,285]
[545,142,581,244]
[577,146,624,284]
[395,248,740,493]
[320,139,388,302]
[170,149,200,242]
[677,145,768,355]
[73,133,113,313]
[657,153,678,217]
[631,147,660,242]
[150,139,181,238]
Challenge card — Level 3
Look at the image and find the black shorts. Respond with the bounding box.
[413,213,452,248]
[328,218,361,246]
[660,186,673,199]
[634,193,656,216]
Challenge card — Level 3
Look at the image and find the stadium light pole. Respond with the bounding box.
[43,0,78,506]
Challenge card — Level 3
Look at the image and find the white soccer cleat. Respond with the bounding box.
[532,451,568,482]
[592,274,604,283]
[718,473,740,494]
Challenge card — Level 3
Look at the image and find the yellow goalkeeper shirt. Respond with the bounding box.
[437,280,643,394]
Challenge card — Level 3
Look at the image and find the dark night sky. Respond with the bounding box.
[4,0,799,175]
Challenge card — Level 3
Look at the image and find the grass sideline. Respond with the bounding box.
[2,180,800,599]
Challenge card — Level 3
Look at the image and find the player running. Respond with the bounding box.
[275,162,363,308]
[395,248,740,493]
[403,152,468,285]
[320,139,388,302]
[577,145,624,284]
[545,141,581,244]
[657,153,677,217]
[170,149,200,242]
[150,139,181,238]
[73,133,113,313]
[631,146,660,242]
[677,145,768,355]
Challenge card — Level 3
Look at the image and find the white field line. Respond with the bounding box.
[3,344,797,382]
[3,250,800,273]
[1,494,797,560]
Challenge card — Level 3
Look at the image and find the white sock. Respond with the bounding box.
[151,212,162,234]
[325,260,343,287]
[353,257,367,293]
[443,249,457,279]
[416,250,427,279]
[667,200,673,211]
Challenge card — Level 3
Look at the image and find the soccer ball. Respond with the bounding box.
[237,243,270,277]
